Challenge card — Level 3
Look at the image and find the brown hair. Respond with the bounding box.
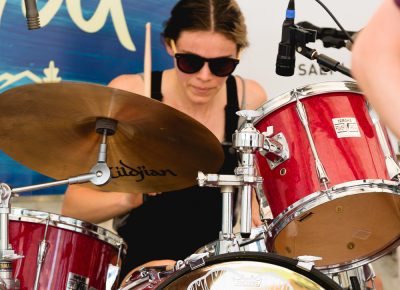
[162,0,248,51]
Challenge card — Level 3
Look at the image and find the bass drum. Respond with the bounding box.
[121,252,343,290]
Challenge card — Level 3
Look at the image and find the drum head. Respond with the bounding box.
[157,252,342,289]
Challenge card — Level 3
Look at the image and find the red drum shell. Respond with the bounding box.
[10,208,126,290]
[253,82,400,272]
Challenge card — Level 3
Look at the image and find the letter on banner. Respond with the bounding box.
[66,0,136,51]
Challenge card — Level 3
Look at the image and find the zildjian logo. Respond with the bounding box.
[110,160,177,182]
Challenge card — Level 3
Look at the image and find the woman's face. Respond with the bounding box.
[167,30,238,105]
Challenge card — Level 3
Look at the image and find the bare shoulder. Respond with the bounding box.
[108,74,144,95]
[235,76,268,110]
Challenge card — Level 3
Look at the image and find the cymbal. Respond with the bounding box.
[0,82,224,193]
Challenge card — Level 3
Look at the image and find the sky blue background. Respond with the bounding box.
[0,0,176,195]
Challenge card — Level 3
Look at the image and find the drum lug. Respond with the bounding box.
[296,255,322,271]
[370,107,400,180]
[183,253,209,270]
[66,273,89,290]
[106,264,120,290]
[260,132,290,170]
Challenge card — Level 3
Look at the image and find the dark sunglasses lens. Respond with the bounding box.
[209,58,239,77]
[176,54,204,74]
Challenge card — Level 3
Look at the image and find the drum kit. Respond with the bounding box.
[0,80,398,289]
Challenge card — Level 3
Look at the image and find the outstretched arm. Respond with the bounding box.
[62,184,143,223]
[352,0,400,138]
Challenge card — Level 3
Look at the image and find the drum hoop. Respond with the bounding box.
[252,81,361,125]
[266,179,400,273]
[156,252,342,289]
[320,235,400,274]
[10,207,127,251]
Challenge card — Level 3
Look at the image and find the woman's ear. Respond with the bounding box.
[165,40,174,56]
[237,48,242,60]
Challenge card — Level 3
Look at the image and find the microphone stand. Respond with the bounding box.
[0,117,117,290]
[296,45,352,78]
[291,25,353,78]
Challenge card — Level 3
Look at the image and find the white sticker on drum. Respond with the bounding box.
[332,118,361,138]
[66,273,89,290]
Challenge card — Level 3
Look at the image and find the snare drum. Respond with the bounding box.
[121,252,343,289]
[253,81,400,272]
[9,208,126,290]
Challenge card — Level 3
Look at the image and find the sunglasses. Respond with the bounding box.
[170,40,240,77]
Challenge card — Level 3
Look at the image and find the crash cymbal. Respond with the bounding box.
[0,82,224,193]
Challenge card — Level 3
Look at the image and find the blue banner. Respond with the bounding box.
[0,0,176,195]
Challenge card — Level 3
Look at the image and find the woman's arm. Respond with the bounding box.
[352,0,400,137]
[62,184,143,223]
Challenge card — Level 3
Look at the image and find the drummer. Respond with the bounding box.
[62,0,268,282]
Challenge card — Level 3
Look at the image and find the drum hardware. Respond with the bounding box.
[195,227,267,258]
[294,89,330,192]
[368,107,400,181]
[119,266,172,290]
[0,184,22,290]
[234,110,289,237]
[258,126,290,170]
[198,110,290,255]
[197,173,254,254]
[254,183,271,223]
[33,216,50,290]
[107,243,125,290]
[328,264,376,290]
[119,263,181,290]
[296,255,323,271]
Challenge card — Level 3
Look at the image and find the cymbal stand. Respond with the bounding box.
[0,183,22,289]
[0,117,118,290]
[198,110,289,255]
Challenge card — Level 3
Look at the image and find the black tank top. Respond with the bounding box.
[117,71,240,279]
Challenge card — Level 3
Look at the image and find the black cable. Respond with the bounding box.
[313,0,354,43]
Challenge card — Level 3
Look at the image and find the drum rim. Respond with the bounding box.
[156,252,343,289]
[252,81,361,125]
[10,207,127,251]
[266,179,400,273]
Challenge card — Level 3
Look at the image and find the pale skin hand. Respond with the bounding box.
[351,0,400,138]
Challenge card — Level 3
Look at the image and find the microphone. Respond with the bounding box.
[276,0,296,76]
[24,0,41,30]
